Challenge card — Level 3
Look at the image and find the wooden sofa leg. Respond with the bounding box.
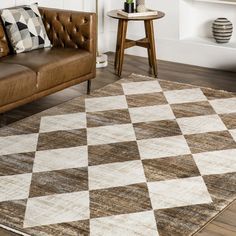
[87,80,91,95]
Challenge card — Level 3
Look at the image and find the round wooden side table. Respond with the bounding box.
[107,10,165,78]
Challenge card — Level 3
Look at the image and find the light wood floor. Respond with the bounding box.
[0,52,236,236]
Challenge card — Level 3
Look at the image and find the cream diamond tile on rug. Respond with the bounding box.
[90,211,158,236]
[85,95,128,112]
[230,129,236,141]
[177,115,227,135]
[122,81,162,95]
[129,105,175,123]
[33,146,88,173]
[138,135,191,160]
[148,176,212,210]
[89,160,146,190]
[24,191,89,228]
[0,173,32,202]
[164,88,207,104]
[0,134,38,156]
[193,149,236,175]
[87,124,136,145]
[39,113,86,133]
[209,98,236,114]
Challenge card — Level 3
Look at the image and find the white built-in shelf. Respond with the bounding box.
[194,0,236,5]
[180,0,236,49]
[181,36,236,49]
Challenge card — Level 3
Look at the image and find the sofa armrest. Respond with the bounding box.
[39,7,96,54]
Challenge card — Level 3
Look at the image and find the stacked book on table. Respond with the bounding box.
[117,9,158,18]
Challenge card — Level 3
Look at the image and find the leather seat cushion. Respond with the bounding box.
[0,63,37,107]
[2,47,93,91]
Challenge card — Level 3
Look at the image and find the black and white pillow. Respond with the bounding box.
[0,3,51,53]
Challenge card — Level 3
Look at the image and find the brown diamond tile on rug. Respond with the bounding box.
[91,83,124,97]
[88,141,140,166]
[0,152,35,176]
[158,80,195,91]
[0,116,41,137]
[90,183,152,219]
[86,109,131,128]
[119,74,154,83]
[25,220,89,236]
[0,199,27,229]
[31,98,86,121]
[203,172,236,211]
[142,155,201,182]
[134,120,182,140]
[154,203,218,236]
[220,113,236,129]
[126,92,168,108]
[29,167,88,198]
[171,101,216,118]
[185,131,236,154]
[48,97,86,115]
[37,129,87,151]
[202,87,236,100]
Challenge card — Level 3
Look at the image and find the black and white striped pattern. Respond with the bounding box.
[212,18,233,44]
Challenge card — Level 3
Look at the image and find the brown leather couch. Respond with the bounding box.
[0,7,96,114]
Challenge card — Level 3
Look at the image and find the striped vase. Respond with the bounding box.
[212,18,233,44]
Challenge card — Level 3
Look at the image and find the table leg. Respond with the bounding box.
[144,21,152,68]
[145,20,158,78]
[115,20,122,70]
[117,20,128,77]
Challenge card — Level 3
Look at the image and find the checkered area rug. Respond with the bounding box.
[0,74,236,236]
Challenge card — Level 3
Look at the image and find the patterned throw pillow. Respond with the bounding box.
[0,3,51,53]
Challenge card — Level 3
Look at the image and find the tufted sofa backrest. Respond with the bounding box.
[0,7,96,57]
[39,7,96,53]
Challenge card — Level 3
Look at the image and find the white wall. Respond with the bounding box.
[1,0,236,71]
[0,0,84,10]
[106,0,236,71]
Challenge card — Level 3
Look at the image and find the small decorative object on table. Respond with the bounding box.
[124,0,135,13]
[117,9,158,18]
[212,18,233,44]
[136,0,146,13]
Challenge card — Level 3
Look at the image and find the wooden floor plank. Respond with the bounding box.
[197,201,236,236]
[0,228,21,236]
